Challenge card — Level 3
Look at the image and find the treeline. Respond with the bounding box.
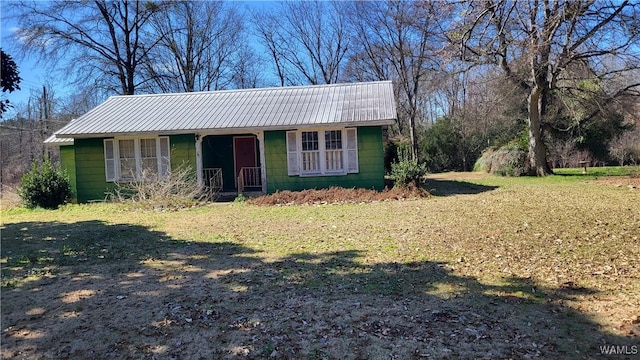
[416,67,640,173]
[1,0,639,187]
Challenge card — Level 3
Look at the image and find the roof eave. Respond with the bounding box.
[55,119,397,139]
[43,134,74,146]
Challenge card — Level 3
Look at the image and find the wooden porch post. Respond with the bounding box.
[257,131,267,194]
[195,134,203,187]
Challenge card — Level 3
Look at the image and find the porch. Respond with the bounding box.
[198,134,266,195]
[202,166,263,194]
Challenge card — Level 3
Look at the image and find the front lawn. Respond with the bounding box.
[2,171,639,359]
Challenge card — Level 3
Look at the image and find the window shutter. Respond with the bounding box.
[286,131,299,176]
[104,139,116,181]
[159,137,170,177]
[345,128,358,173]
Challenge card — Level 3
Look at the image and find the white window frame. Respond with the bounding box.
[301,131,322,175]
[286,128,358,177]
[104,136,170,182]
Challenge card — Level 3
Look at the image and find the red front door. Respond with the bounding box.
[234,137,257,187]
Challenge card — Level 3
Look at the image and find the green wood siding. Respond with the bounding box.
[264,126,385,193]
[74,138,113,203]
[72,129,384,201]
[73,134,196,202]
[59,145,77,201]
[169,134,197,176]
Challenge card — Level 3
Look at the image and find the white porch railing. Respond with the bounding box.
[203,168,223,191]
[238,167,262,193]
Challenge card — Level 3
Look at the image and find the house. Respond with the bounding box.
[47,81,397,203]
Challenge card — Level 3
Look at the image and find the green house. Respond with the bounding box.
[47,81,397,203]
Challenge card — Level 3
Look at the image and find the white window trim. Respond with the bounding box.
[286,128,358,177]
[300,130,323,175]
[104,136,170,182]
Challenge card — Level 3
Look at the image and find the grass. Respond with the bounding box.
[2,168,639,359]
[553,165,640,177]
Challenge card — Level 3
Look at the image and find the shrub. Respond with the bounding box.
[473,148,494,173]
[106,164,211,210]
[475,144,528,177]
[390,146,427,187]
[383,137,401,174]
[18,158,73,209]
[234,194,247,203]
[420,116,461,172]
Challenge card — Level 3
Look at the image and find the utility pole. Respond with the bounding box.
[28,96,34,163]
[41,85,50,160]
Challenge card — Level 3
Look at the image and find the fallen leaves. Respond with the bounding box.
[2,173,639,359]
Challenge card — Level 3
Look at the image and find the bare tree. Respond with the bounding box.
[457,0,640,175]
[252,14,287,87]
[253,1,350,86]
[548,138,577,168]
[10,0,165,95]
[144,1,245,93]
[348,1,451,159]
[0,85,74,186]
[609,129,640,166]
[230,45,266,90]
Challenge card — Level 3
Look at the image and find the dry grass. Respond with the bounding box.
[1,171,639,359]
[1,187,21,210]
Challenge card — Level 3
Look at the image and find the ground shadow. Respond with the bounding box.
[423,178,498,196]
[2,220,637,359]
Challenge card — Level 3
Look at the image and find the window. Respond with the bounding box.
[104,137,170,182]
[286,128,358,176]
[140,138,158,176]
[301,131,320,173]
[324,130,343,172]
[119,139,136,180]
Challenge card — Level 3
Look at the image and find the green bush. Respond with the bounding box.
[473,148,494,173]
[383,138,400,174]
[475,144,527,177]
[234,194,247,203]
[420,116,461,172]
[390,146,427,187]
[18,158,73,209]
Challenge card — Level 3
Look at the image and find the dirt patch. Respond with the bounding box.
[590,175,640,189]
[248,185,430,206]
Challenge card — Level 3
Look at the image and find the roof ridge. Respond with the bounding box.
[108,80,393,99]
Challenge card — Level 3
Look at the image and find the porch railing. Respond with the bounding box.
[203,168,223,191]
[238,167,262,193]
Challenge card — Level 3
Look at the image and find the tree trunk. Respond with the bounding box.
[527,86,553,176]
[409,114,418,161]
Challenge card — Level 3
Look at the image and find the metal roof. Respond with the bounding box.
[55,81,396,138]
[44,134,74,146]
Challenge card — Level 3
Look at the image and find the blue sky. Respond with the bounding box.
[1,1,61,114]
[0,1,276,118]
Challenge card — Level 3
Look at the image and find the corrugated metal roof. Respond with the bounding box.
[54,81,396,138]
[44,134,74,146]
